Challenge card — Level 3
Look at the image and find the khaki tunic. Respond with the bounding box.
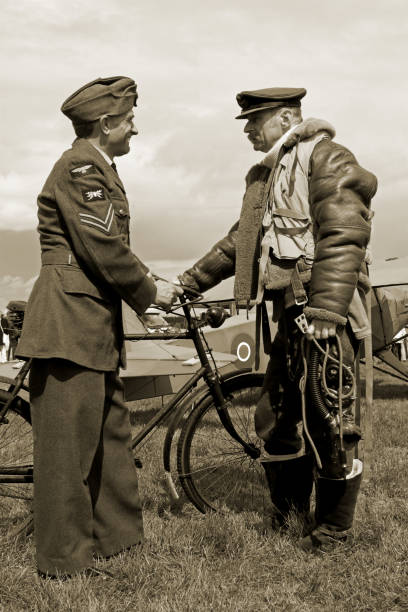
[17,138,156,369]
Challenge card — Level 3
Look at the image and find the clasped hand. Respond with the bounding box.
[306,319,336,340]
[153,279,183,311]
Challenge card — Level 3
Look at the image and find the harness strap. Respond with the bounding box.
[255,304,261,371]
[288,140,300,197]
[274,226,309,236]
[362,289,374,480]
[273,208,308,220]
[272,206,311,236]
[290,262,308,306]
[255,301,274,370]
[259,449,305,462]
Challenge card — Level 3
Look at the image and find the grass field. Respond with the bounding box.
[0,370,407,611]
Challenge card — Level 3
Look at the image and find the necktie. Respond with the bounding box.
[111,162,118,173]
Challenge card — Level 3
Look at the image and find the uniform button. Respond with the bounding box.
[119,208,125,215]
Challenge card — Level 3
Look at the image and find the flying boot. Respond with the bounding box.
[300,458,362,551]
[262,454,314,529]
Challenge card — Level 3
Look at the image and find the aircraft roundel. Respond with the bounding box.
[230,333,255,369]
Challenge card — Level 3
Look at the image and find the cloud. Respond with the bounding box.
[1,0,407,273]
[0,173,40,230]
[146,259,195,281]
[0,275,36,313]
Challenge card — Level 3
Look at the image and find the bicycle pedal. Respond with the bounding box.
[134,457,143,469]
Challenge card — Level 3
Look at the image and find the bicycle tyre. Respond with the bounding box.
[0,375,29,394]
[177,372,271,514]
[0,385,33,531]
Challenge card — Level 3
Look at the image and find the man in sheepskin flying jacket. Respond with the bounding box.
[179,87,377,550]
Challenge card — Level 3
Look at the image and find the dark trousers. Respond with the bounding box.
[255,306,359,476]
[7,338,17,361]
[29,359,143,575]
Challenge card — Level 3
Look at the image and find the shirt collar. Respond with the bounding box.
[90,142,114,166]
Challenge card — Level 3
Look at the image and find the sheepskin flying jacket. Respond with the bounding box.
[180,119,378,325]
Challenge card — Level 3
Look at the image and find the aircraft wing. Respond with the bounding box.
[168,309,272,374]
[121,301,239,400]
[122,339,238,401]
[370,257,408,287]
[0,343,238,403]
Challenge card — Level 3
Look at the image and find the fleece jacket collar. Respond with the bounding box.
[261,118,336,170]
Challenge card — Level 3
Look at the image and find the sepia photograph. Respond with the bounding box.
[0,1,407,610]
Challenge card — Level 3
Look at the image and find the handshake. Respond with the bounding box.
[151,276,184,311]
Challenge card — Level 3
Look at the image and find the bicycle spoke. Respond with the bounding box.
[177,374,269,514]
[0,392,33,527]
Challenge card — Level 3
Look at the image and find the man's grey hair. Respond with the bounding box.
[73,120,98,138]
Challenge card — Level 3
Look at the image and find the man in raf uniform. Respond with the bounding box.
[179,88,377,550]
[17,76,181,577]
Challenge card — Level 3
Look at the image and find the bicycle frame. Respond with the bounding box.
[128,296,259,457]
[0,296,259,489]
[0,359,31,425]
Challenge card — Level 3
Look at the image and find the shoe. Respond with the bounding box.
[38,566,114,581]
[300,525,351,552]
[83,567,114,579]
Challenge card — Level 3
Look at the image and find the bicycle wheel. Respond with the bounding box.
[177,373,271,514]
[0,383,33,530]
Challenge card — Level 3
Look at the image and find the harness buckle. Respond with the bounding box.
[294,313,309,334]
[295,295,308,306]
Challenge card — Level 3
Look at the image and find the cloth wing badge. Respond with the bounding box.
[70,164,97,178]
[79,187,114,234]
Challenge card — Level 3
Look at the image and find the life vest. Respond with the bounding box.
[256,131,330,303]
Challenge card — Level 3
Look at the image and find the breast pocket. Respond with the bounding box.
[111,198,130,237]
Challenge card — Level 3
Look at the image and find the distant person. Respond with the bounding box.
[0,316,4,363]
[16,76,182,579]
[4,301,27,362]
[1,312,18,361]
[7,323,18,361]
[0,314,9,362]
[179,87,377,551]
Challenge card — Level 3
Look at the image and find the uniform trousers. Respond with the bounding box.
[29,359,143,575]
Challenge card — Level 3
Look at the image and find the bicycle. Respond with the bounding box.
[0,290,268,537]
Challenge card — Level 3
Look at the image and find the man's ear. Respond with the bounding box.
[279,109,292,129]
[99,115,110,135]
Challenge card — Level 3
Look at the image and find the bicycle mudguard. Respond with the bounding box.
[162,368,254,473]
[161,369,261,507]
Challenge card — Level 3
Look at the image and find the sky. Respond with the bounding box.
[0,0,407,311]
